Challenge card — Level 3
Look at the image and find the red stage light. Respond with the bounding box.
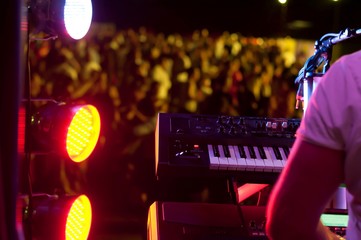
[30,102,101,162]
[65,104,101,162]
[65,195,92,240]
[23,194,92,240]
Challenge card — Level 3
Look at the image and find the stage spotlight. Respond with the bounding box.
[23,193,92,240]
[30,101,101,162]
[28,0,93,40]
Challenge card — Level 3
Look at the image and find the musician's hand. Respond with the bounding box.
[318,221,346,240]
[325,227,345,240]
[333,235,346,240]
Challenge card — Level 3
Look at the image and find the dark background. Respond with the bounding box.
[91,0,361,39]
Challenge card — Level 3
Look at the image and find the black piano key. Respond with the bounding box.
[222,145,231,158]
[212,144,220,157]
[237,145,246,158]
[282,146,290,158]
[247,146,256,159]
[257,146,267,159]
[272,146,282,160]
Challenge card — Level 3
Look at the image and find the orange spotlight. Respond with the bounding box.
[30,102,101,162]
[23,194,92,240]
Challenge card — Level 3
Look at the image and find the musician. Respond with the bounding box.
[265,50,361,239]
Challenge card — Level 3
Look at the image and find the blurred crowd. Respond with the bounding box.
[27,26,310,232]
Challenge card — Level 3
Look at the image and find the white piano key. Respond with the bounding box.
[226,145,239,170]
[252,146,266,171]
[243,146,257,171]
[232,145,247,171]
[278,147,288,167]
[265,147,283,172]
[217,145,230,170]
[207,144,219,170]
[262,147,276,171]
[256,146,273,172]
[260,146,275,170]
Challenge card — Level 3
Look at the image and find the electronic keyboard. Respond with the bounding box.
[155,112,301,182]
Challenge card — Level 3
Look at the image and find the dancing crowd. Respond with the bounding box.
[27,25,311,235]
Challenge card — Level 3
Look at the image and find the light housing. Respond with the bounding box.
[29,0,93,40]
[30,102,101,162]
[23,194,92,240]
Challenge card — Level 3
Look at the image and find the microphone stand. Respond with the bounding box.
[294,27,361,112]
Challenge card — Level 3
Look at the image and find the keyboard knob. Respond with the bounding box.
[218,126,226,134]
[227,118,234,125]
[176,128,185,134]
[229,126,236,135]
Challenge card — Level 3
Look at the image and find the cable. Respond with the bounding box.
[256,191,262,206]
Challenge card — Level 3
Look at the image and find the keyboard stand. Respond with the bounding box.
[236,183,269,203]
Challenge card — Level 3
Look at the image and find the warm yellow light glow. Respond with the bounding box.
[278,0,287,4]
[66,105,101,162]
[65,195,92,240]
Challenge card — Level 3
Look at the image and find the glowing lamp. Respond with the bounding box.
[30,102,101,162]
[29,0,93,40]
[24,194,92,240]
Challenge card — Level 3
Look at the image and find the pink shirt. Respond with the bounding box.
[297,49,361,239]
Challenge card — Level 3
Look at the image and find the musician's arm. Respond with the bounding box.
[266,138,345,240]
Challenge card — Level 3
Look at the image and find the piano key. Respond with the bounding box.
[242,146,257,171]
[222,145,231,158]
[264,147,283,172]
[213,144,220,157]
[231,145,247,171]
[248,146,256,158]
[257,146,267,159]
[208,144,220,170]
[237,145,247,158]
[282,146,290,158]
[207,144,288,173]
[217,145,230,170]
[250,146,266,171]
[272,146,283,160]
[272,147,285,168]
[278,147,288,166]
[256,146,273,172]
[227,145,240,170]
